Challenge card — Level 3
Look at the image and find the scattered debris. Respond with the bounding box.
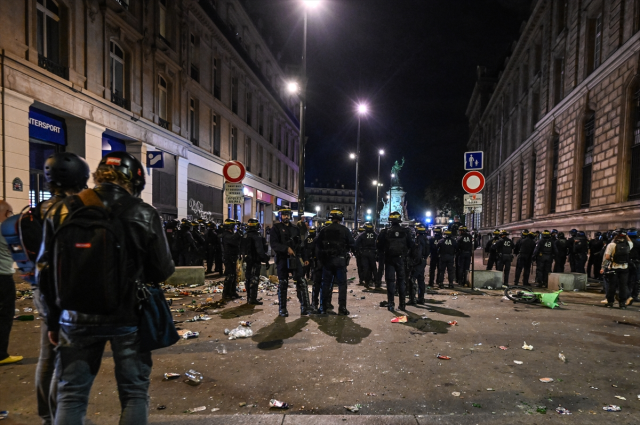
[603,405,621,412]
[558,353,567,363]
[365,393,377,396]
[163,373,180,380]
[615,396,626,400]
[391,316,407,323]
[448,320,458,326]
[181,331,199,339]
[499,346,508,350]
[344,404,362,413]
[185,370,203,384]
[522,342,533,350]
[185,314,211,322]
[187,406,207,413]
[531,321,540,326]
[437,354,451,360]
[514,361,523,365]
[472,403,482,408]
[157,405,166,410]
[227,325,253,340]
[211,408,220,412]
[238,402,247,407]
[215,345,227,355]
[590,386,599,390]
[539,378,554,383]
[240,321,252,327]
[536,406,547,414]
[452,392,461,397]
[269,399,289,409]
[486,388,495,391]
[555,406,571,415]
[339,379,354,383]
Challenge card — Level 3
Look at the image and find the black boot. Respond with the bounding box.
[249,277,263,305]
[407,279,416,305]
[297,279,313,315]
[338,305,350,315]
[375,281,382,289]
[278,280,288,317]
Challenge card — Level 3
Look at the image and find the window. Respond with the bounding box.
[529,154,536,218]
[587,12,603,74]
[246,92,253,126]
[581,112,595,208]
[550,135,559,213]
[110,41,127,109]
[284,133,289,157]
[190,34,199,82]
[518,162,524,221]
[268,115,273,143]
[189,98,198,146]
[213,58,221,99]
[37,0,66,78]
[531,92,540,131]
[555,0,568,35]
[278,124,283,151]
[258,104,264,135]
[211,113,220,156]
[231,77,238,114]
[554,58,565,106]
[230,126,237,160]
[268,152,273,182]
[630,88,640,199]
[158,75,168,128]
[257,146,263,177]
[533,36,542,75]
[245,137,252,172]
[276,160,281,186]
[159,0,167,40]
[521,62,529,94]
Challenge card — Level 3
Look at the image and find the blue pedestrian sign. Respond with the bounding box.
[146,151,164,168]
[464,151,483,171]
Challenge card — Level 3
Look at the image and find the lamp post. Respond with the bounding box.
[354,103,368,230]
[375,149,384,229]
[388,173,395,220]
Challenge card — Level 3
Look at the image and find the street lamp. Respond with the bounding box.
[374,149,384,230]
[354,102,368,230]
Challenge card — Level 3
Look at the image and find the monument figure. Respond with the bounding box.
[379,157,407,224]
[390,158,404,187]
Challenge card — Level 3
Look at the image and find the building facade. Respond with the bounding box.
[0,0,300,227]
[467,0,640,236]
[306,180,364,229]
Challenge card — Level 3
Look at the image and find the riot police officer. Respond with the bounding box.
[411,224,429,303]
[304,228,324,310]
[374,225,387,289]
[587,232,604,279]
[514,230,535,285]
[355,225,366,285]
[567,228,578,272]
[315,209,355,315]
[377,211,412,311]
[428,227,443,287]
[437,229,458,289]
[270,208,313,317]
[221,218,241,299]
[455,226,473,286]
[494,231,514,285]
[553,231,569,273]
[177,219,198,266]
[449,215,461,237]
[241,218,270,305]
[627,228,640,304]
[164,218,180,265]
[573,231,589,273]
[355,222,377,289]
[533,230,557,288]
[205,221,219,274]
[485,229,501,270]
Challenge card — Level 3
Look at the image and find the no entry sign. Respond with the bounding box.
[222,161,246,183]
[462,171,485,194]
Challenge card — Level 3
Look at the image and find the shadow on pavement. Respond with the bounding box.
[414,304,470,318]
[310,315,372,344]
[218,303,261,319]
[251,316,310,350]
[393,310,451,334]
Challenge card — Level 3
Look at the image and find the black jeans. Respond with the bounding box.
[606,268,629,306]
[514,255,532,284]
[360,250,377,284]
[385,257,406,308]
[0,274,15,360]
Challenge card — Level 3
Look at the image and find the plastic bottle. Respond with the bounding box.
[185,369,203,384]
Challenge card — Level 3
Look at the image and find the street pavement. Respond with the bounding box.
[2,255,639,424]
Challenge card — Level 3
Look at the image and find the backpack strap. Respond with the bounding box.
[77,189,105,208]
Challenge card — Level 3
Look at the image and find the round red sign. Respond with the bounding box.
[223,161,246,183]
[462,171,485,194]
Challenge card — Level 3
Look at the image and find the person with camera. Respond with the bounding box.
[600,229,633,309]
[37,152,175,425]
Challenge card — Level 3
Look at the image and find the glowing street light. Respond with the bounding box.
[367,209,372,214]
[426,210,432,217]
[303,0,321,8]
[357,103,368,115]
[287,81,299,94]
[349,153,356,159]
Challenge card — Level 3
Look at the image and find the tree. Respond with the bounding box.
[424,177,464,222]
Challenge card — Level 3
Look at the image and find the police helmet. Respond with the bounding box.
[613,228,628,236]
[363,222,374,231]
[541,230,551,238]
[434,227,442,233]
[223,218,236,229]
[206,221,216,229]
[521,229,529,236]
[278,208,292,220]
[500,230,509,237]
[165,218,179,229]
[492,229,500,235]
[246,218,260,230]
[329,209,344,221]
[577,230,586,237]
[44,152,90,191]
[459,226,468,233]
[443,229,452,236]
[98,151,146,197]
[416,224,427,233]
[389,211,402,224]
[594,231,602,237]
[358,226,365,232]
[569,228,578,235]
[551,229,558,234]
[628,228,637,237]
[309,227,317,237]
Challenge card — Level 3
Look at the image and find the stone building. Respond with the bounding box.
[305,180,364,229]
[467,0,640,236]
[0,0,300,227]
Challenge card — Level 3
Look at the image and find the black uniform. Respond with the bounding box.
[304,233,323,309]
[587,237,604,279]
[355,230,378,288]
[533,237,557,287]
[485,235,500,270]
[378,223,412,310]
[573,234,589,274]
[411,233,429,302]
[205,225,219,273]
[241,229,270,304]
[428,233,442,285]
[567,234,577,272]
[553,236,569,273]
[375,228,386,287]
[604,239,631,307]
[270,221,312,316]
[315,221,355,314]
[176,225,198,266]
[514,236,536,285]
[455,233,473,286]
[437,235,457,288]
[221,229,242,298]
[628,235,640,302]
[494,236,514,285]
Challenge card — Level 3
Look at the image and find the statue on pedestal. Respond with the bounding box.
[379,157,407,224]
[390,158,404,188]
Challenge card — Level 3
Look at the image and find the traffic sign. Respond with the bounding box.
[465,206,483,214]
[462,171,485,194]
[225,182,244,204]
[464,151,483,170]
[463,193,482,206]
[223,161,246,183]
[146,151,164,168]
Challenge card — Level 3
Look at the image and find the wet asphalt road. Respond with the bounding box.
[1,264,640,424]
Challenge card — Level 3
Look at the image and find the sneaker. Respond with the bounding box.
[600,298,609,304]
[0,356,23,365]
[626,297,634,306]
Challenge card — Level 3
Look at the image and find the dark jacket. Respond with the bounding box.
[533,237,558,257]
[355,230,378,252]
[37,183,175,332]
[378,224,412,261]
[221,230,241,258]
[315,221,355,263]
[243,229,270,263]
[270,221,303,259]
[514,237,536,257]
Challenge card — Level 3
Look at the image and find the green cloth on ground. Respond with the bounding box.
[532,290,562,309]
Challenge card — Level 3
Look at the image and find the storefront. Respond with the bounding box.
[28,107,66,207]
[101,132,127,157]
[152,152,178,220]
[187,164,223,221]
[256,190,272,226]
[242,186,254,222]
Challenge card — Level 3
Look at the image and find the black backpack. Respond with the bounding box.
[0,205,46,284]
[386,228,408,257]
[52,189,140,315]
[613,240,630,264]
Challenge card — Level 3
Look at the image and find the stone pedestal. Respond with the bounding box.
[548,273,587,291]
[379,186,407,224]
[472,270,503,289]
[166,266,205,287]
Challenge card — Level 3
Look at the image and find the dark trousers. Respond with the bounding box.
[574,253,587,274]
[569,253,576,272]
[438,256,455,285]
[276,256,308,312]
[552,256,566,273]
[311,262,323,307]
[223,257,238,296]
[214,249,223,272]
[497,256,512,284]
[0,274,15,360]
[355,254,363,282]
[412,259,427,300]
[629,261,640,299]
[536,255,553,285]
[587,254,602,278]
[514,255,532,284]
[206,246,215,272]
[375,256,385,285]
[360,250,377,284]
[486,252,497,270]
[244,261,261,301]
[320,265,347,309]
[385,257,406,308]
[456,253,471,284]
[34,291,57,424]
[428,256,439,284]
[606,268,629,306]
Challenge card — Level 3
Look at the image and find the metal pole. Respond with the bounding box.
[471,210,475,290]
[375,153,380,230]
[297,9,307,222]
[354,115,361,230]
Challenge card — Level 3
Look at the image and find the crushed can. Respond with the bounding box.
[269,399,289,409]
[164,373,180,380]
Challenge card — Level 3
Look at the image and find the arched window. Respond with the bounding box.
[158,75,168,125]
[37,0,66,78]
[550,135,559,213]
[629,87,640,199]
[110,41,126,108]
[581,112,595,208]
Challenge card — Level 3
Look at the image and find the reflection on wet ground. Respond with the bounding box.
[251,316,310,350]
[310,315,372,344]
[393,310,450,334]
[219,303,261,319]
[414,304,470,318]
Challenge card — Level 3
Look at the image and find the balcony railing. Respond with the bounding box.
[111,89,129,110]
[159,117,170,130]
[38,54,68,79]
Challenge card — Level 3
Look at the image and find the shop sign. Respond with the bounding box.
[256,190,272,203]
[243,186,254,198]
[29,108,66,145]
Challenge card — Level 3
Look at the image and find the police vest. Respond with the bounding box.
[501,239,513,255]
[321,226,347,258]
[555,239,567,256]
[573,237,588,254]
[540,239,553,255]
[385,227,408,257]
[438,237,455,256]
[361,231,377,249]
[458,235,472,253]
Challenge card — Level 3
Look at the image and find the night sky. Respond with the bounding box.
[241,0,531,218]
